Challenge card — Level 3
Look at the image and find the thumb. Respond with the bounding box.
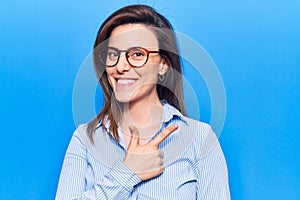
[128,126,140,148]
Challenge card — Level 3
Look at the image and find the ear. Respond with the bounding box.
[158,58,169,75]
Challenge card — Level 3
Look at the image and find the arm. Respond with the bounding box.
[196,125,231,200]
[55,128,141,200]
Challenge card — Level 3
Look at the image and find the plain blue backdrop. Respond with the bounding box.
[0,0,299,199]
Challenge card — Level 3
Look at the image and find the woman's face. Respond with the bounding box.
[106,24,167,104]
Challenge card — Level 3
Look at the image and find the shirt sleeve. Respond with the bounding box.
[55,127,141,200]
[195,124,231,200]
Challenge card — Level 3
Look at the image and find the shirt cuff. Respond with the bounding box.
[109,159,142,192]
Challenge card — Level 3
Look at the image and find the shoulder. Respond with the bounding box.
[180,116,219,157]
[180,116,212,141]
[71,123,89,143]
[162,101,211,133]
[61,124,91,158]
[178,116,219,154]
[67,123,98,153]
[162,102,215,150]
[181,116,211,133]
[72,123,105,143]
[71,123,110,148]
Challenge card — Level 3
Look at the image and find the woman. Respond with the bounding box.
[56,4,230,199]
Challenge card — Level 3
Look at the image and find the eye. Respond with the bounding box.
[129,49,146,60]
[107,50,119,59]
[133,51,144,57]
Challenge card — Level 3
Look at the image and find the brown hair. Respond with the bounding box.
[87,4,186,143]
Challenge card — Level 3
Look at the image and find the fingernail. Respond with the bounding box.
[128,126,133,132]
[128,126,138,135]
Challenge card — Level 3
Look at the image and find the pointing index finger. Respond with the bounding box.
[149,124,178,147]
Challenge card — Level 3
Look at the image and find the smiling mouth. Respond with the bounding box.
[116,78,137,87]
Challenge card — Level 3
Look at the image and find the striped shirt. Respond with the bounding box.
[56,102,230,199]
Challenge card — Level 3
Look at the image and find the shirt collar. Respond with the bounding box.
[100,100,186,135]
[161,100,185,123]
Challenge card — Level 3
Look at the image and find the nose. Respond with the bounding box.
[116,52,131,74]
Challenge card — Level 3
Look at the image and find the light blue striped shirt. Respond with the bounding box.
[56,102,230,199]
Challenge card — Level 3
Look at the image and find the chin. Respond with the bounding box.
[114,91,147,105]
[114,92,134,103]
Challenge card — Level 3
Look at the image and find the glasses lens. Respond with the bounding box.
[127,48,147,67]
[100,48,119,66]
[106,48,120,66]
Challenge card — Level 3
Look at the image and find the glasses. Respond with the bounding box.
[99,47,160,68]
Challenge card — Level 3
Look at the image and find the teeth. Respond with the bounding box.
[118,79,136,85]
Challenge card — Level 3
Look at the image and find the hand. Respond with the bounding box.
[123,124,178,181]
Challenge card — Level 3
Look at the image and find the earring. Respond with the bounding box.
[158,75,165,82]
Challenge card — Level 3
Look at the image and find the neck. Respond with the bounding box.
[120,95,163,139]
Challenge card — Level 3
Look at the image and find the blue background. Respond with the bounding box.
[1,0,299,199]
